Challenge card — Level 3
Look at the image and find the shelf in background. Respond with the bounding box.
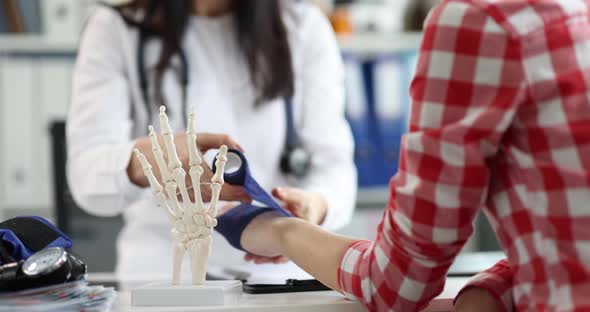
[337,32,422,56]
[0,35,78,54]
[0,32,422,55]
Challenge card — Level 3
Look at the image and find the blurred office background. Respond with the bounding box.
[0,0,499,272]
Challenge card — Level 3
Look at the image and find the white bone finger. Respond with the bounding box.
[165,181,184,216]
[186,110,205,211]
[159,106,183,172]
[133,149,177,222]
[208,184,222,218]
[211,145,228,185]
[173,168,192,205]
[208,145,228,217]
[189,167,205,213]
[148,126,173,184]
[158,106,188,213]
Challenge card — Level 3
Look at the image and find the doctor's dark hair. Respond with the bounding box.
[115,0,294,106]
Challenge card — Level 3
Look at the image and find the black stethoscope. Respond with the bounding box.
[134,5,311,178]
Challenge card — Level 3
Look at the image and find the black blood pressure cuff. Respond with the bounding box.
[213,149,292,250]
[0,217,72,264]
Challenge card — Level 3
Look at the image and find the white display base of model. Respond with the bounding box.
[131,106,241,307]
[131,280,242,307]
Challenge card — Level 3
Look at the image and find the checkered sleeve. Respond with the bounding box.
[455,259,514,312]
[338,1,527,311]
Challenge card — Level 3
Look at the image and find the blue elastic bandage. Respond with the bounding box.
[213,149,291,251]
[0,216,72,264]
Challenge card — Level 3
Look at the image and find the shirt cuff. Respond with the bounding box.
[454,260,514,312]
[337,240,373,301]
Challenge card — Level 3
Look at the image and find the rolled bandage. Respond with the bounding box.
[212,149,291,250]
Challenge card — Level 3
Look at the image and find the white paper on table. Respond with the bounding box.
[209,262,314,285]
[448,251,506,276]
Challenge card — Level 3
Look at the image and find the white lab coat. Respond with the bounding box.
[67,2,356,279]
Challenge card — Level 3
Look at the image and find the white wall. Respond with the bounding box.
[0,56,74,216]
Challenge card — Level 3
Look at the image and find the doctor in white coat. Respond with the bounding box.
[67,0,357,279]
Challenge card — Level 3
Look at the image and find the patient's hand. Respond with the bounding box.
[272,187,328,225]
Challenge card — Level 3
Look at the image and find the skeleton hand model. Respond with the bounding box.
[133,106,228,286]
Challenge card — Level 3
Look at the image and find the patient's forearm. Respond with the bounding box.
[241,213,360,290]
[277,218,359,290]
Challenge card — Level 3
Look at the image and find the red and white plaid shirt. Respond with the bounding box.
[338,0,590,311]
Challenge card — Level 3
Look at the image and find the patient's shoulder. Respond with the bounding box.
[439,0,589,37]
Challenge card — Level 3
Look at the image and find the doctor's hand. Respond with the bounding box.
[272,187,328,226]
[128,133,250,203]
